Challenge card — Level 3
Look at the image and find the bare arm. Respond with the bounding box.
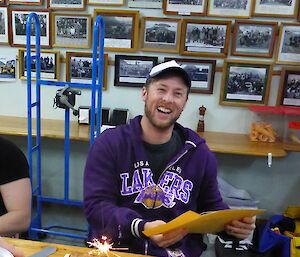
[0,237,24,257]
[0,178,32,236]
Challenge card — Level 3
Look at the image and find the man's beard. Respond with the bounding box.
[144,104,180,130]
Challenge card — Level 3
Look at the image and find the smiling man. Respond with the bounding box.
[84,60,256,257]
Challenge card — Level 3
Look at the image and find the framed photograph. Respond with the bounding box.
[88,0,124,5]
[0,7,9,44]
[48,0,86,10]
[128,0,162,8]
[0,56,16,81]
[277,67,300,107]
[253,0,299,17]
[7,0,42,4]
[10,9,50,47]
[52,13,91,49]
[180,19,231,58]
[163,0,207,16]
[94,9,139,52]
[207,0,254,18]
[65,51,108,91]
[114,55,158,87]
[231,20,278,58]
[220,60,272,107]
[275,23,300,65]
[18,48,60,80]
[165,57,216,94]
[141,17,181,54]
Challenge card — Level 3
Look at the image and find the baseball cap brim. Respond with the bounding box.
[147,60,191,88]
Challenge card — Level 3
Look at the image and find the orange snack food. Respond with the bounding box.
[250,122,278,143]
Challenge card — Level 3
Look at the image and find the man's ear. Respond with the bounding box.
[141,86,147,102]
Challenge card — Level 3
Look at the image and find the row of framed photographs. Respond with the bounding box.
[0,0,299,19]
[1,8,300,64]
[162,0,300,19]
[18,49,109,90]
[0,9,92,49]
[16,50,300,108]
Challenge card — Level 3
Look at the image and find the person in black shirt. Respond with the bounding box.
[0,136,31,236]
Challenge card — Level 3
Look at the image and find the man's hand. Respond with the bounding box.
[0,238,25,257]
[225,216,256,239]
[144,220,188,248]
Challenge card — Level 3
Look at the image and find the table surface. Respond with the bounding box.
[4,238,153,257]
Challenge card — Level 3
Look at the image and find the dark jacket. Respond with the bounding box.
[84,116,227,257]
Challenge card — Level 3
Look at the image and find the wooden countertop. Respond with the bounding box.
[0,115,90,141]
[198,131,287,157]
[4,238,152,257]
[0,115,292,156]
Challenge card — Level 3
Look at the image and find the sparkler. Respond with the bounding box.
[87,236,128,257]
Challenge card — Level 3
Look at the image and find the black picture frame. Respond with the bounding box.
[114,55,158,87]
[164,57,216,94]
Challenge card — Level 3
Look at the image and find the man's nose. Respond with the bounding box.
[162,92,174,103]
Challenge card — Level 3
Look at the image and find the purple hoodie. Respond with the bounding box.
[84,116,227,257]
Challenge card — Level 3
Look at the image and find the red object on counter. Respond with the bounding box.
[249,106,300,115]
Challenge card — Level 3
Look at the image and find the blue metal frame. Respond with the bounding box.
[26,13,105,240]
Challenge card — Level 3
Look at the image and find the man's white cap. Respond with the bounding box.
[147,60,191,88]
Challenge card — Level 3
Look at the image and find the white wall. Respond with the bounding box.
[0,4,289,134]
[1,2,299,240]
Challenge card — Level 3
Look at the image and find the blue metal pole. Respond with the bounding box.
[26,12,40,186]
[96,16,105,138]
[64,109,70,201]
[26,12,41,237]
[91,16,105,144]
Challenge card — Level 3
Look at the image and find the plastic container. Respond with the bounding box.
[285,121,300,144]
[249,106,300,151]
[283,107,300,151]
[248,106,284,143]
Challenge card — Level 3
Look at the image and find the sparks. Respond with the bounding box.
[87,236,127,257]
[87,237,112,255]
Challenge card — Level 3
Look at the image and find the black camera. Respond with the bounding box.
[53,86,81,116]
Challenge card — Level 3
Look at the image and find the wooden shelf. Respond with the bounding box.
[198,131,287,157]
[283,142,300,152]
[0,115,290,156]
[0,115,90,141]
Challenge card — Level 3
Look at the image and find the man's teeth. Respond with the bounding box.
[158,107,171,113]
